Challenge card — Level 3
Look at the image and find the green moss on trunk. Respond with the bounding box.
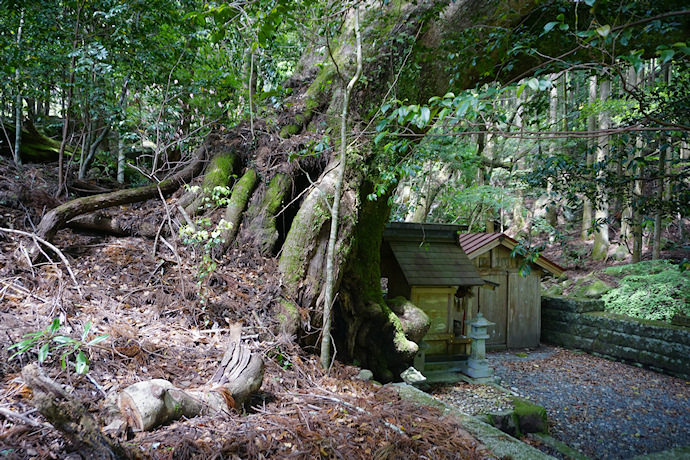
[335,181,421,381]
[242,172,292,255]
[219,168,259,252]
[183,152,237,216]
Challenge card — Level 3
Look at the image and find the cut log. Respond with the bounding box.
[21,364,127,459]
[117,379,227,431]
[117,324,263,431]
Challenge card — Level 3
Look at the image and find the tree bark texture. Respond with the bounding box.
[592,78,611,260]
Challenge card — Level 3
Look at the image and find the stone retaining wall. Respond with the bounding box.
[541,296,690,378]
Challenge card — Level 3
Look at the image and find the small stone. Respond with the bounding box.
[356,369,374,381]
[401,367,427,385]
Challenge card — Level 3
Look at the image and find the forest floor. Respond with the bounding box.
[0,160,492,459]
[0,159,687,459]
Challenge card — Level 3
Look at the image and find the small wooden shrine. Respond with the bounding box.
[458,233,565,349]
[380,223,485,358]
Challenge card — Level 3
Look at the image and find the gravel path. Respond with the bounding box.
[488,345,690,459]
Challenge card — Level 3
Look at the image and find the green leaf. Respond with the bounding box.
[52,336,74,345]
[86,334,109,346]
[596,25,611,38]
[419,107,431,126]
[538,79,552,91]
[543,22,558,34]
[658,49,675,63]
[38,343,50,362]
[75,351,89,374]
[49,318,61,334]
[584,0,595,5]
[81,321,92,342]
[374,131,387,144]
[455,100,470,118]
[8,338,32,351]
[517,81,528,97]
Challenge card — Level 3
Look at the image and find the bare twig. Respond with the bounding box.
[176,204,196,230]
[0,227,83,298]
[156,187,186,300]
[0,406,46,428]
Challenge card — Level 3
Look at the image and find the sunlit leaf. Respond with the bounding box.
[517,81,528,97]
[81,321,92,342]
[38,343,50,362]
[596,25,611,38]
[543,22,558,34]
[86,334,110,346]
[419,107,431,126]
[76,351,89,374]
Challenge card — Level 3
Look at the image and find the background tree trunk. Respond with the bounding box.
[581,75,597,240]
[592,78,611,260]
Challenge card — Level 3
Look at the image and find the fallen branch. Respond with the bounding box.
[21,364,127,459]
[0,406,45,428]
[33,143,207,246]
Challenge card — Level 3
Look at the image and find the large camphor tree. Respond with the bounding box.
[31,0,690,381]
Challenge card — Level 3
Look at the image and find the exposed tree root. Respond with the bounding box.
[31,144,208,250]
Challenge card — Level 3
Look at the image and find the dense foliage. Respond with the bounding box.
[602,261,690,321]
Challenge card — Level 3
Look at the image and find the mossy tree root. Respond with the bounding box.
[180,151,237,216]
[1,119,73,163]
[217,168,258,254]
[278,165,345,312]
[239,172,292,255]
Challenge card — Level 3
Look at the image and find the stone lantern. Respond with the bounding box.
[460,312,496,382]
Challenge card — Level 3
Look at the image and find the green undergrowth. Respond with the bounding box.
[601,260,690,322]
